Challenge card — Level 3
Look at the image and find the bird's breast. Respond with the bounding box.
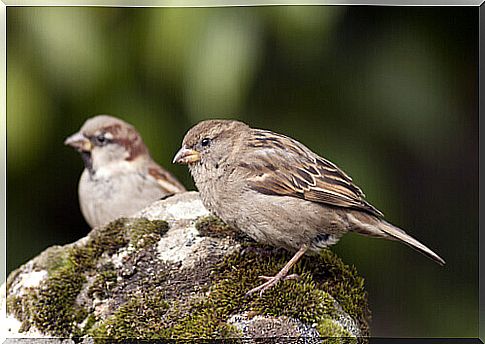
[78,168,168,228]
[189,163,241,219]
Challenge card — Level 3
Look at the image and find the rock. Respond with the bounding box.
[1,191,370,340]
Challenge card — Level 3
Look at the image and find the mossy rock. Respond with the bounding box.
[3,191,370,340]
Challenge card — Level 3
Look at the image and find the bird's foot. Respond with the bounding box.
[246,273,300,297]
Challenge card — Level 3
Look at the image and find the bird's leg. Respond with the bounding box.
[246,244,309,297]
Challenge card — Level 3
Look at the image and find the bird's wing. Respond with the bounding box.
[147,161,186,195]
[241,129,383,217]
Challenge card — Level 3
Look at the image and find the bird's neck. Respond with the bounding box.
[88,158,145,180]
[189,162,229,210]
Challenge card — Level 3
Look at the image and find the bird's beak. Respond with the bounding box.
[173,147,201,165]
[64,132,92,152]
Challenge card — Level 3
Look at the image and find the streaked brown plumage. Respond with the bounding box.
[174,119,445,296]
[65,115,185,228]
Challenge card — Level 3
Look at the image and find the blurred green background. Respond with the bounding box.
[6,6,477,337]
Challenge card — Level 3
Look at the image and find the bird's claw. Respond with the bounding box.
[282,273,300,281]
[245,273,301,297]
[245,277,279,297]
[259,274,300,282]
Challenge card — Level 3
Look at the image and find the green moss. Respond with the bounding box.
[89,218,130,257]
[89,288,170,340]
[195,215,235,238]
[87,262,117,300]
[17,221,127,336]
[7,217,168,336]
[34,246,70,273]
[313,250,370,334]
[316,318,352,337]
[125,218,169,249]
[9,219,132,336]
[207,250,337,324]
[167,308,241,339]
[164,246,365,338]
[211,245,368,336]
[86,242,368,339]
[90,295,168,339]
[6,246,91,335]
[76,313,98,337]
[22,218,141,336]
[30,263,87,336]
[205,248,333,326]
[6,295,23,322]
[194,216,369,332]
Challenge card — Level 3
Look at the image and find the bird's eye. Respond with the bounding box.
[201,138,211,147]
[94,134,108,146]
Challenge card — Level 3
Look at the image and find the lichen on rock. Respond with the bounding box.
[2,191,371,340]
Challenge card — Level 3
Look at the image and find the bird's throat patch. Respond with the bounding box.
[81,151,94,175]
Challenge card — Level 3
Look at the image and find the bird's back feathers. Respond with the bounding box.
[242,129,383,217]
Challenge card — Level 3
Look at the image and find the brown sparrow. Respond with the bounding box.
[173,119,445,296]
[65,115,186,228]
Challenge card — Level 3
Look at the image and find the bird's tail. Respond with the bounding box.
[347,212,445,266]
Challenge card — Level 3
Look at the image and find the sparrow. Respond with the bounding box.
[65,115,186,228]
[173,119,445,296]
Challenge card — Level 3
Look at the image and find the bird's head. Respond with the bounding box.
[173,119,249,171]
[64,115,149,174]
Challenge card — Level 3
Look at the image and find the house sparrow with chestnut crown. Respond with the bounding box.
[65,115,186,228]
[173,119,445,296]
